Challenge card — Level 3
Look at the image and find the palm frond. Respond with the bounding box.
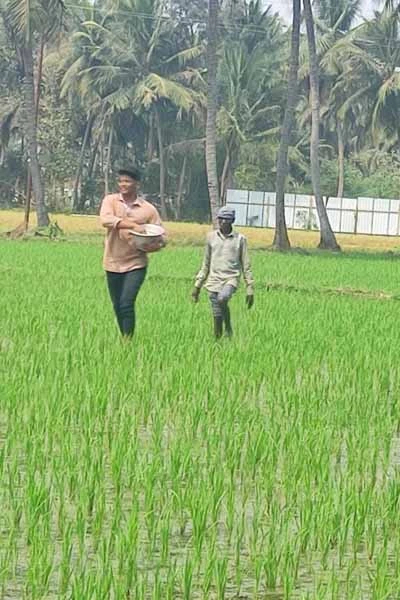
[4,0,63,41]
[136,73,196,113]
[162,45,204,67]
[252,125,280,140]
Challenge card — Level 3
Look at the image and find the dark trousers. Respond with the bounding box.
[106,268,147,337]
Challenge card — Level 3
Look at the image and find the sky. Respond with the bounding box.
[267,0,379,23]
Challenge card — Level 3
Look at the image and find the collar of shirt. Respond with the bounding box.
[119,194,144,207]
[217,229,235,240]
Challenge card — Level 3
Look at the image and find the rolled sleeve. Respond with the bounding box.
[150,206,167,246]
[240,237,254,294]
[194,238,211,289]
[100,195,121,229]
[149,207,162,226]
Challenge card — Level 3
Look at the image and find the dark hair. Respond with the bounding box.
[117,166,142,182]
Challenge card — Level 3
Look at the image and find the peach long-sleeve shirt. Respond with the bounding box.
[100,193,162,273]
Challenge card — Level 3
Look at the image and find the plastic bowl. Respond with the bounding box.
[129,224,165,251]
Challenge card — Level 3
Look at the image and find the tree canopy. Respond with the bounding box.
[1,0,400,221]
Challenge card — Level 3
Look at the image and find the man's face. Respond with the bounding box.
[118,175,138,196]
[218,218,233,235]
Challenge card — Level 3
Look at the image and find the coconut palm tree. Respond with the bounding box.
[314,0,361,197]
[62,0,204,217]
[315,0,361,31]
[323,5,400,157]
[206,0,220,224]
[1,0,64,227]
[303,0,340,250]
[218,0,284,202]
[273,0,301,250]
[59,8,111,210]
[297,1,361,198]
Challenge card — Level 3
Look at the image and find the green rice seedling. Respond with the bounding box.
[75,504,87,559]
[190,492,210,561]
[344,560,359,597]
[26,538,54,599]
[152,566,163,600]
[214,555,228,599]
[111,493,123,541]
[233,514,245,593]
[338,513,351,568]
[166,563,178,600]
[123,549,138,598]
[59,522,73,595]
[369,545,392,600]
[209,465,225,526]
[263,531,282,590]
[182,554,193,600]
[160,511,171,564]
[225,487,236,543]
[144,508,157,558]
[202,547,216,597]
[366,514,377,562]
[328,569,340,599]
[253,553,264,595]
[92,490,106,551]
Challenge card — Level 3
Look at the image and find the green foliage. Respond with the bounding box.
[3,0,400,219]
[38,79,79,186]
[351,153,400,199]
[298,153,400,199]
[235,141,278,190]
[1,0,64,43]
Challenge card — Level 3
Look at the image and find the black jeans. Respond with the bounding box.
[106,268,147,337]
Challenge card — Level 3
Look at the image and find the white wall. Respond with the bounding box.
[226,189,400,236]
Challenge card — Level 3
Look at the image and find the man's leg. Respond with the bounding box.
[106,271,124,333]
[217,285,236,337]
[223,304,233,337]
[118,268,147,337]
[209,292,223,339]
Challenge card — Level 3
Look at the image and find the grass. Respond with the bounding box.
[2,208,400,251]
[1,231,400,597]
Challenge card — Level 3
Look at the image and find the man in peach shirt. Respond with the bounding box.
[100,166,164,338]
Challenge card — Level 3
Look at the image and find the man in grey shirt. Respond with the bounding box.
[192,206,254,339]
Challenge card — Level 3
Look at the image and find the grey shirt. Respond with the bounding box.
[195,230,254,294]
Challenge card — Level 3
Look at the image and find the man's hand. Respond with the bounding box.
[129,221,146,233]
[246,293,254,309]
[118,219,145,233]
[191,287,201,303]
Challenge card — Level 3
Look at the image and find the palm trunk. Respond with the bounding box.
[155,107,167,219]
[273,0,301,250]
[220,146,231,204]
[147,113,155,162]
[24,40,45,231]
[88,135,100,178]
[336,120,345,198]
[21,44,49,228]
[73,113,95,211]
[24,174,32,230]
[303,0,340,251]
[104,125,113,195]
[206,0,220,225]
[176,154,187,220]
